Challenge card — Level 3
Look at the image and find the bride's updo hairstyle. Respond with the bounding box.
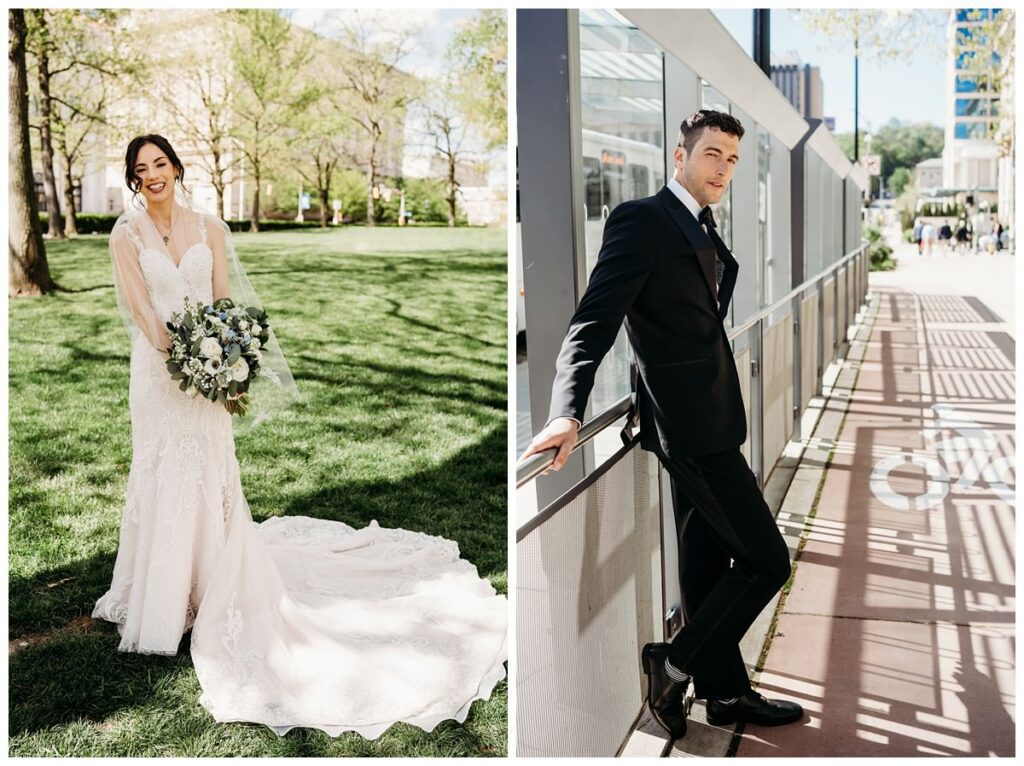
[124,134,188,203]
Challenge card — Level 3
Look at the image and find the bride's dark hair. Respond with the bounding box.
[124,134,188,202]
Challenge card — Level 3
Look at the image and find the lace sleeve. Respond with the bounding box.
[111,225,172,354]
[207,215,230,301]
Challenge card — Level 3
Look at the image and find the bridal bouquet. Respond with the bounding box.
[165,297,272,416]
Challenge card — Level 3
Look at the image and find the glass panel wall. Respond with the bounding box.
[578,10,665,420]
[757,126,772,308]
[700,80,733,251]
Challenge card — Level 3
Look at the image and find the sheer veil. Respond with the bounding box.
[110,187,299,434]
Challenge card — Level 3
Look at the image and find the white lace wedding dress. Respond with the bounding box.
[93,208,507,738]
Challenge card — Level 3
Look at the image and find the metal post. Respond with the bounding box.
[754,318,765,489]
[752,10,771,77]
[517,9,587,507]
[792,294,802,440]
[854,34,860,162]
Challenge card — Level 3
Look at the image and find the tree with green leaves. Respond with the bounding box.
[50,69,112,237]
[229,9,320,232]
[25,10,65,238]
[888,167,912,197]
[26,9,139,236]
[286,41,350,229]
[9,9,55,296]
[445,9,506,151]
[336,14,418,227]
[152,11,240,222]
[836,119,943,195]
[426,83,470,227]
[794,10,944,160]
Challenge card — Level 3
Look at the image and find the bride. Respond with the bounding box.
[92,134,508,739]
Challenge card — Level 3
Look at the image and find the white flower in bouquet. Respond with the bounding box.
[251,324,262,336]
[200,337,223,358]
[186,385,199,398]
[204,358,223,376]
[230,358,250,382]
[250,338,261,351]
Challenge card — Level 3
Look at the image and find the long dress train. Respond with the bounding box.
[93,208,507,738]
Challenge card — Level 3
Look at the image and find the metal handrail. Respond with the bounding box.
[727,242,866,341]
[515,394,632,487]
[516,242,869,490]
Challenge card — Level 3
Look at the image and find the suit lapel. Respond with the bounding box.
[656,187,719,303]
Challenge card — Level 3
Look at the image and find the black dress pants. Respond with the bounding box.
[658,446,791,699]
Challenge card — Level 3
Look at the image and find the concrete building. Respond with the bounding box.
[993,9,1014,229]
[771,51,824,121]
[915,157,944,192]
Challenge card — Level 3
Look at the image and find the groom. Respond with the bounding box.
[523,110,803,738]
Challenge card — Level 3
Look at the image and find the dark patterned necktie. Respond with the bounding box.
[699,205,737,320]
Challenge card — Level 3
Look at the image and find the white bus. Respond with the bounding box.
[517,129,665,336]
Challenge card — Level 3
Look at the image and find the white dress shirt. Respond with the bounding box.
[668,177,707,232]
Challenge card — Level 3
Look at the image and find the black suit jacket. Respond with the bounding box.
[547,186,747,458]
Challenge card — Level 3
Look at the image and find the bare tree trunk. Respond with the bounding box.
[365,128,378,227]
[60,155,78,237]
[214,178,226,221]
[30,10,63,240]
[211,146,226,221]
[447,153,457,227]
[250,162,261,233]
[10,9,55,296]
[319,188,330,228]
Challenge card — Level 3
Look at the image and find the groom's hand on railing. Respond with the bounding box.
[522,417,580,473]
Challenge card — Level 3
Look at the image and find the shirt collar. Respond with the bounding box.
[667,177,705,223]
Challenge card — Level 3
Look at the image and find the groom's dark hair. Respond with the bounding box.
[677,110,745,154]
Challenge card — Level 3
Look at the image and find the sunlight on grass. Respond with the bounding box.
[9,226,508,756]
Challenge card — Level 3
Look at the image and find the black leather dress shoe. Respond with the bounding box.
[706,690,804,727]
[641,642,689,739]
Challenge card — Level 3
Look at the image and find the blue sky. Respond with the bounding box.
[713,9,949,135]
[288,9,477,79]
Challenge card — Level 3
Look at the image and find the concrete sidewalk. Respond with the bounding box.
[732,234,1015,756]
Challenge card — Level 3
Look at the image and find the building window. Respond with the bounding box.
[577,9,666,417]
[956,74,978,93]
[957,8,992,23]
[956,50,977,70]
[954,121,992,140]
[955,98,986,117]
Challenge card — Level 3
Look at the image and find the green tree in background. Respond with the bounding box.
[229,9,320,232]
[9,9,55,296]
[446,9,507,151]
[336,14,418,228]
[25,10,137,238]
[888,167,912,196]
[836,120,944,195]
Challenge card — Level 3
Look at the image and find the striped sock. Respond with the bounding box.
[664,658,689,683]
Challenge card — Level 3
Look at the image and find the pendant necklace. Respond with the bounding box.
[152,215,172,246]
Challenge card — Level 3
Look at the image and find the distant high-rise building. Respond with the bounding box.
[770,51,825,122]
[942,9,1003,198]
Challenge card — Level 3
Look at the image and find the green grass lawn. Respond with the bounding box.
[9,226,508,757]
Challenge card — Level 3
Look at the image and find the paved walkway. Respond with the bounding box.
[735,233,1015,756]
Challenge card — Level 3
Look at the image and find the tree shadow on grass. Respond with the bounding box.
[9,424,508,748]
